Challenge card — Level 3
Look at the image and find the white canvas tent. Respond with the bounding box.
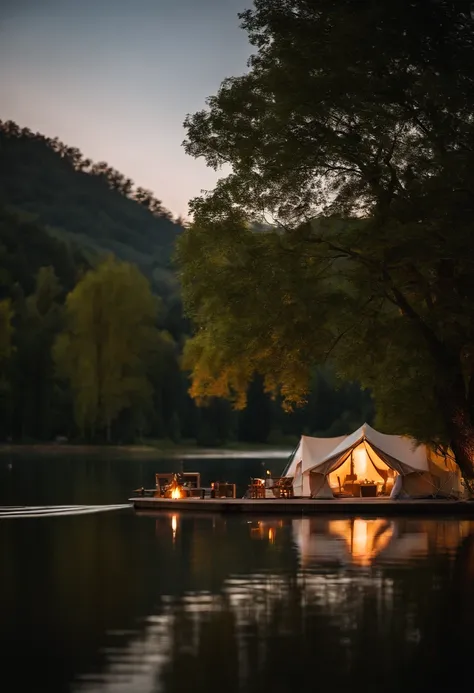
[284,423,463,499]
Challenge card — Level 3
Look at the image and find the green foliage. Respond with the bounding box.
[178,216,372,409]
[332,304,446,443]
[0,206,83,297]
[180,0,474,473]
[0,298,13,362]
[185,0,474,224]
[0,207,87,440]
[12,267,65,439]
[54,256,164,439]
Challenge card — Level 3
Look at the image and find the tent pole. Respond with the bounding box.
[282,440,301,477]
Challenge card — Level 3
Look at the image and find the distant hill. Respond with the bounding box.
[0,120,183,296]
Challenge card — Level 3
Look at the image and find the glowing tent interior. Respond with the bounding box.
[283,423,463,499]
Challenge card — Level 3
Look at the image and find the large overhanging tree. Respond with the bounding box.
[178,0,474,479]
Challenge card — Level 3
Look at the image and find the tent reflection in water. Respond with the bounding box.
[294,518,397,566]
[284,423,464,499]
[293,517,474,567]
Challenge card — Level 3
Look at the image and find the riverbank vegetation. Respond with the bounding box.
[178,1,474,477]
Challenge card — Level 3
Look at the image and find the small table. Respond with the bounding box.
[360,484,378,498]
[343,482,361,497]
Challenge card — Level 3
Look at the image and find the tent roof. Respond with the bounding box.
[285,423,430,477]
[285,433,347,477]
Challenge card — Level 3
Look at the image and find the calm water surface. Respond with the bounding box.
[1,454,473,693]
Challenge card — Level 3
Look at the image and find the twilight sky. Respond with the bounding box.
[0,0,252,218]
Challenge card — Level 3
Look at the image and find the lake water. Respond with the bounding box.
[1,453,473,693]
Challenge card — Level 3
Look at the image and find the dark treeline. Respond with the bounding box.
[0,120,373,445]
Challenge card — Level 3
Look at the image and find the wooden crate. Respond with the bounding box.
[212,482,236,498]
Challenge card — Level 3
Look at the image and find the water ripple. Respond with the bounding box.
[0,504,131,519]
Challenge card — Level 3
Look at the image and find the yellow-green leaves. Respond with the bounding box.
[54,256,160,439]
[177,216,340,409]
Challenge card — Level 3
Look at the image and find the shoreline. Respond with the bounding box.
[0,442,293,458]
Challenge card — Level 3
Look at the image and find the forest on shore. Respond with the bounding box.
[0,119,373,446]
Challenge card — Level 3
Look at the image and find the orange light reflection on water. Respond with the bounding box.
[329,519,394,566]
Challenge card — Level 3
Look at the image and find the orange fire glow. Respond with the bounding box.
[171,487,182,499]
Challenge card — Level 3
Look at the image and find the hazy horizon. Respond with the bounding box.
[0,0,252,219]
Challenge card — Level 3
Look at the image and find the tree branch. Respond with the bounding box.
[323,295,378,362]
[384,274,455,369]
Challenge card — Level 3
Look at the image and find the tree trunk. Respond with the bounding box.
[389,287,474,477]
[450,427,474,482]
[439,381,474,481]
[388,284,474,482]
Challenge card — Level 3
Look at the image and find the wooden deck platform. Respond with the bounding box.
[130,496,474,517]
